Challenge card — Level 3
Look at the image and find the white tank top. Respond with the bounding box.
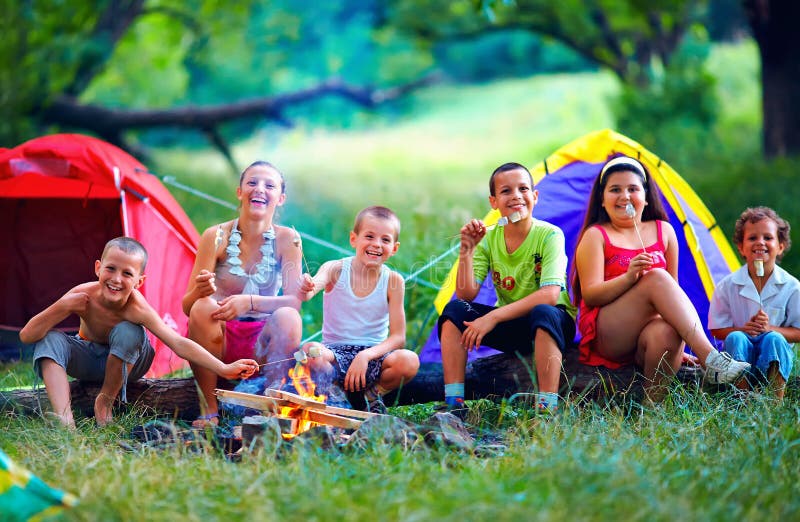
[322,257,391,346]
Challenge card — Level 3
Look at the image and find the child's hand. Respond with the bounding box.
[221,358,259,379]
[745,309,770,335]
[195,269,217,297]
[344,352,370,392]
[212,295,249,321]
[626,252,653,281]
[298,273,315,294]
[461,314,497,351]
[64,292,90,314]
[459,219,486,252]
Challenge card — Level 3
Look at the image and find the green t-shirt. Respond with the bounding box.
[473,218,577,319]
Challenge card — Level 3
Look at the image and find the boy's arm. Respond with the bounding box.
[769,325,800,343]
[19,285,91,344]
[296,260,338,302]
[455,219,486,301]
[132,293,257,379]
[361,272,407,359]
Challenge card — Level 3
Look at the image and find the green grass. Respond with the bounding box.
[2,387,799,520]
[5,41,800,520]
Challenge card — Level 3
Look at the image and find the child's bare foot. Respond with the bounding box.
[45,411,76,429]
[94,392,115,426]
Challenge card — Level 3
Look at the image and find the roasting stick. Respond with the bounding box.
[754,259,764,308]
[625,203,648,254]
[292,226,311,275]
[257,345,322,368]
[447,210,524,239]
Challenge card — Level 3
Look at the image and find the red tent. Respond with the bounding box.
[0,134,199,377]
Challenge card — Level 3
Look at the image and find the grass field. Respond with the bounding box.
[3,42,800,521]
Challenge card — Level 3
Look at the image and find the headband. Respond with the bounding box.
[599,156,647,183]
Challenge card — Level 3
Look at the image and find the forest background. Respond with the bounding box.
[3,0,798,341]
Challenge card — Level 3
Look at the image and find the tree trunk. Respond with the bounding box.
[746,0,800,157]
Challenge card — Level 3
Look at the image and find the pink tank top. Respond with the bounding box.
[578,220,668,368]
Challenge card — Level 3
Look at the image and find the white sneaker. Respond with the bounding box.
[705,350,750,384]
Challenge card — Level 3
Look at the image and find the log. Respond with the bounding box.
[6,349,773,420]
[384,347,647,406]
[0,377,207,421]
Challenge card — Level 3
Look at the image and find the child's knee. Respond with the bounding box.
[390,349,420,377]
[32,331,71,378]
[109,322,147,363]
[724,331,751,355]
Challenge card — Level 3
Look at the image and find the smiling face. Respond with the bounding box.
[738,218,785,274]
[488,168,537,221]
[94,246,146,305]
[350,215,400,267]
[601,170,647,223]
[237,164,285,215]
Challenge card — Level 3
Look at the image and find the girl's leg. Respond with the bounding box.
[257,307,302,363]
[596,269,748,384]
[598,269,724,364]
[634,318,683,402]
[187,297,225,425]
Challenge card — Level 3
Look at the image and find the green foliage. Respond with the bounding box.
[0,1,101,144]
[83,12,192,108]
[613,29,720,167]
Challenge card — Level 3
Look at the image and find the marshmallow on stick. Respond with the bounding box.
[754,259,765,277]
[447,210,524,239]
[625,203,648,254]
[291,225,310,274]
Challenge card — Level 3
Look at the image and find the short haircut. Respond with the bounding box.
[733,206,791,261]
[102,237,148,272]
[353,206,401,240]
[239,160,285,193]
[489,162,534,196]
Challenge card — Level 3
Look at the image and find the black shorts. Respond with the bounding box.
[437,300,575,355]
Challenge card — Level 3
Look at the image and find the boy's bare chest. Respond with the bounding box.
[79,300,128,344]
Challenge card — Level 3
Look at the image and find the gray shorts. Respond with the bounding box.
[33,322,154,401]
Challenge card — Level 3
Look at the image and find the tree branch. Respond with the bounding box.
[66,0,146,97]
[41,75,440,160]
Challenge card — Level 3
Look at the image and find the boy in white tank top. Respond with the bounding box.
[297,206,419,413]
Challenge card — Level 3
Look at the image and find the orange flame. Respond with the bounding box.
[276,362,327,438]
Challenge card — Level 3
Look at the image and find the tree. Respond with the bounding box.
[388,0,700,86]
[0,1,434,170]
[744,0,800,158]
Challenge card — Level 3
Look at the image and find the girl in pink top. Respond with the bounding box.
[572,155,749,401]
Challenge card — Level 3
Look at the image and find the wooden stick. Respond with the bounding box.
[264,389,381,419]
[216,389,365,430]
[216,389,289,414]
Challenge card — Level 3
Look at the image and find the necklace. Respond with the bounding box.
[226,219,277,287]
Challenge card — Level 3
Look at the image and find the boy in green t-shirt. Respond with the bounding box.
[438,162,577,414]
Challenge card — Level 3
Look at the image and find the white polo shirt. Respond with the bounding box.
[708,264,800,330]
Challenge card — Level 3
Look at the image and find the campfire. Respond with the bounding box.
[216,360,379,440]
